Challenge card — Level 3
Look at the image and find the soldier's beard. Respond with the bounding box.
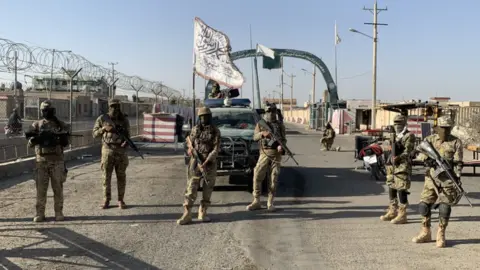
[437,127,451,141]
[264,113,276,122]
[108,108,120,119]
[394,124,405,134]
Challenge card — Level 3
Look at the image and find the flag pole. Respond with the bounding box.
[253,43,261,109]
[249,24,254,103]
[192,19,197,125]
[334,20,338,86]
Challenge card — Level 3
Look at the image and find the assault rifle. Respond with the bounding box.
[101,115,144,159]
[185,136,209,185]
[25,130,83,147]
[257,119,299,166]
[417,140,473,207]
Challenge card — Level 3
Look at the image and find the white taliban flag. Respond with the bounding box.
[335,21,341,45]
[256,44,275,59]
[193,17,245,88]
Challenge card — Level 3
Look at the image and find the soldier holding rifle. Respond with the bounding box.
[93,99,131,210]
[413,116,465,248]
[246,103,291,212]
[27,100,71,222]
[177,107,221,225]
[380,114,415,224]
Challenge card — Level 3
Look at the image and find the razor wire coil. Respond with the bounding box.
[0,37,181,98]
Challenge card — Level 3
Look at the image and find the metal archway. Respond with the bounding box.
[230,48,339,105]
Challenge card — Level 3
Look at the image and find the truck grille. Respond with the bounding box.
[220,137,249,156]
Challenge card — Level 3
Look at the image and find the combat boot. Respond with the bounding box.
[267,194,276,212]
[246,197,262,211]
[33,215,45,222]
[391,204,407,224]
[100,200,110,209]
[177,205,193,225]
[55,212,65,221]
[118,201,127,209]
[380,203,398,221]
[198,203,211,222]
[412,217,432,243]
[436,225,446,248]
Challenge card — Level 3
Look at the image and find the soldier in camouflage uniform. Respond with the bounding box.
[93,99,130,209]
[28,100,70,222]
[208,82,222,99]
[380,114,415,224]
[320,122,335,150]
[412,116,463,248]
[246,103,287,212]
[177,107,221,225]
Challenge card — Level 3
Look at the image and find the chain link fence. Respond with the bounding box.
[0,93,151,163]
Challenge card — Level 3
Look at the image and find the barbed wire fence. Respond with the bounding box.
[0,37,191,164]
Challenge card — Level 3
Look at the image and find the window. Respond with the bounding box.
[202,111,256,130]
[83,104,87,113]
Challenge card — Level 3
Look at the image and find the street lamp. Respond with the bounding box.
[349,27,377,129]
[49,49,72,99]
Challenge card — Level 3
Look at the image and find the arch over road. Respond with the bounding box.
[230,49,339,105]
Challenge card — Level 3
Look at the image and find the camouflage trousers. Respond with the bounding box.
[252,150,282,198]
[386,164,411,191]
[34,160,66,216]
[321,137,334,150]
[101,147,129,201]
[184,158,216,207]
[420,175,458,206]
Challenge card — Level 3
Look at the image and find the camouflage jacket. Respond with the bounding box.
[419,134,463,182]
[324,128,335,139]
[92,114,130,148]
[189,124,221,164]
[253,121,287,150]
[28,118,70,162]
[208,90,222,99]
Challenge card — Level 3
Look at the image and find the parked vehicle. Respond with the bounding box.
[355,136,387,181]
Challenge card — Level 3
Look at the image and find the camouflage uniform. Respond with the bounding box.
[28,100,70,222]
[208,82,221,99]
[177,107,221,225]
[412,116,463,248]
[246,105,287,212]
[380,115,415,224]
[321,123,335,150]
[92,99,130,209]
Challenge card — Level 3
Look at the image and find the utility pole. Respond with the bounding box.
[364,0,387,129]
[108,62,118,98]
[131,84,143,135]
[290,73,295,111]
[61,67,82,150]
[50,49,72,99]
[280,58,284,111]
[312,65,316,105]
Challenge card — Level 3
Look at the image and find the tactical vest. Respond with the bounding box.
[261,121,281,149]
[35,119,64,158]
[192,125,217,156]
[101,116,127,146]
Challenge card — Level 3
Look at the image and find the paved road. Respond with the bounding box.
[0,118,139,139]
[0,124,479,269]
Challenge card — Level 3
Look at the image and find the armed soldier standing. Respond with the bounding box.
[412,116,463,248]
[380,114,415,224]
[246,103,287,211]
[177,107,221,225]
[27,100,70,222]
[93,99,130,209]
[320,122,335,150]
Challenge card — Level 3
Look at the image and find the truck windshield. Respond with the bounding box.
[210,111,256,130]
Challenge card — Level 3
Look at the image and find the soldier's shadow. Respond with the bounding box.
[448,238,480,247]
